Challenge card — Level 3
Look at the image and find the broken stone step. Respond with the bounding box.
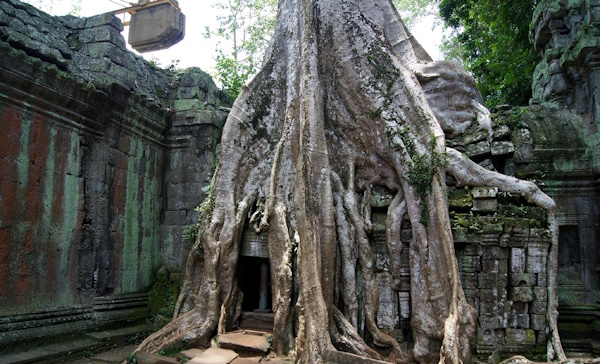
[135,350,179,364]
[85,324,152,344]
[238,312,274,332]
[0,337,98,364]
[218,331,271,354]
[187,347,239,364]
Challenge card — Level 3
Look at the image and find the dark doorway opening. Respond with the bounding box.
[558,225,582,285]
[238,256,272,312]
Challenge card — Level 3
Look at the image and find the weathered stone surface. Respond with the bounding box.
[465,140,491,158]
[188,348,239,364]
[0,0,229,351]
[376,273,399,331]
[231,357,262,363]
[504,328,536,345]
[136,351,179,364]
[472,187,499,199]
[181,349,206,359]
[472,199,498,213]
[129,3,185,53]
[218,331,271,353]
[490,141,515,156]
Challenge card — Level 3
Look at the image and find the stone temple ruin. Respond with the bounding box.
[0,0,598,361]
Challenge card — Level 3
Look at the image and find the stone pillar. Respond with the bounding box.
[259,261,269,310]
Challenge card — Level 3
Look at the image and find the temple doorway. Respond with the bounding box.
[238,256,272,312]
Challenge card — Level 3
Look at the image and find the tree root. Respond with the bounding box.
[499,356,600,364]
[446,147,567,362]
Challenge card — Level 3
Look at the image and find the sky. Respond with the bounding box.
[35,0,444,75]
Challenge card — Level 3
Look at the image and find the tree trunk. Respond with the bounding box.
[136,0,565,363]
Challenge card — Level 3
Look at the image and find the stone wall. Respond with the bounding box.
[0,0,229,350]
[531,0,600,131]
[530,0,600,352]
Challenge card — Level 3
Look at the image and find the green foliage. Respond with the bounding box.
[157,343,185,357]
[127,352,137,364]
[391,0,439,27]
[148,273,178,320]
[185,165,220,244]
[407,136,446,225]
[205,0,278,99]
[438,0,540,108]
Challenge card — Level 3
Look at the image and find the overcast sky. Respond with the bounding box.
[38,0,444,75]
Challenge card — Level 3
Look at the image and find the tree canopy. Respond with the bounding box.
[438,0,540,108]
[205,0,277,99]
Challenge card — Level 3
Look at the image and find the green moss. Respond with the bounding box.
[407,136,446,225]
[17,113,32,188]
[366,48,400,97]
[148,268,178,323]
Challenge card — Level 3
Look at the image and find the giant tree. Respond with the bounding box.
[136,0,565,363]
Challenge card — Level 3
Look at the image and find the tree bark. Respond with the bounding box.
[135,0,565,363]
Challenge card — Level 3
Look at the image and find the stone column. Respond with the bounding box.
[259,261,269,310]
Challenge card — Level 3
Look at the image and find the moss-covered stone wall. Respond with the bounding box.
[0,0,229,349]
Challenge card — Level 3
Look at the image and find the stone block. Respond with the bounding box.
[483,247,508,260]
[472,186,499,199]
[532,287,547,302]
[377,273,399,330]
[128,3,185,53]
[493,124,510,139]
[510,287,533,302]
[174,99,205,112]
[482,259,499,273]
[136,351,179,364]
[478,273,499,288]
[490,141,515,156]
[509,311,530,329]
[531,314,546,330]
[181,349,205,359]
[477,328,502,346]
[188,347,238,364]
[505,329,536,346]
[535,273,546,286]
[163,210,187,226]
[509,272,533,287]
[526,255,546,274]
[498,259,508,274]
[479,313,499,330]
[398,292,410,320]
[219,331,271,353]
[498,274,508,289]
[480,288,499,302]
[462,273,477,290]
[482,221,504,234]
[472,199,498,213]
[530,301,547,315]
[465,140,491,158]
[510,248,526,273]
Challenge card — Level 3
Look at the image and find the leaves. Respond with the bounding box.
[438,0,540,108]
[206,0,277,99]
[391,0,439,27]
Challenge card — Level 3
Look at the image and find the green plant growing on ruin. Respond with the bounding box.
[134,1,566,363]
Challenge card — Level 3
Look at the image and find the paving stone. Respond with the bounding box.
[188,347,239,364]
[181,348,206,359]
[135,351,179,364]
[87,345,138,363]
[231,357,262,363]
[219,331,271,353]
